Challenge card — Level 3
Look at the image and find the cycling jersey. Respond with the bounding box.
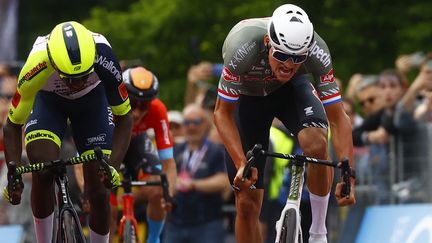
[217,18,340,106]
[132,98,174,161]
[9,32,130,125]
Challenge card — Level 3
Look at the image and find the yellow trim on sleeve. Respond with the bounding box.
[111,98,131,116]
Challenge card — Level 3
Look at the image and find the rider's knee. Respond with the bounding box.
[299,129,327,158]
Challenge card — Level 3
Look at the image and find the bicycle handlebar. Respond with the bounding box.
[14,151,98,175]
[242,144,353,199]
[11,147,113,186]
[119,173,173,205]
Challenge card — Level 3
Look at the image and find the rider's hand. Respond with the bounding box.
[232,164,258,191]
[161,197,175,213]
[98,165,121,189]
[335,177,356,206]
[2,162,24,205]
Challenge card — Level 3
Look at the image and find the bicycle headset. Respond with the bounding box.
[267,4,314,55]
[46,21,96,80]
[122,67,159,101]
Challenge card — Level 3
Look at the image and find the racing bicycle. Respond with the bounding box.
[116,170,172,243]
[243,144,354,243]
[5,147,113,243]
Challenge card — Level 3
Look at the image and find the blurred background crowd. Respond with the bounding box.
[2,0,432,242]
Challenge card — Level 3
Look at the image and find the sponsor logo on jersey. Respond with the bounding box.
[11,91,21,108]
[18,61,47,88]
[309,41,331,68]
[160,120,170,145]
[26,131,55,142]
[118,82,128,101]
[86,133,107,146]
[304,107,314,116]
[222,67,240,82]
[24,119,38,132]
[320,69,335,83]
[229,41,257,70]
[95,55,122,81]
[107,107,114,126]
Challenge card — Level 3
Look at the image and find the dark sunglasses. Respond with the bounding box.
[130,99,149,111]
[359,97,376,107]
[59,73,90,85]
[183,118,203,126]
[270,45,308,64]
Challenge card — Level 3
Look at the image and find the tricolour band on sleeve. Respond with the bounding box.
[218,88,239,102]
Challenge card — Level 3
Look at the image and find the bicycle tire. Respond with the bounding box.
[280,208,299,243]
[123,220,138,243]
[58,210,85,243]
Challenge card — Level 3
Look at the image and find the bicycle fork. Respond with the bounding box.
[119,193,140,243]
[275,164,305,243]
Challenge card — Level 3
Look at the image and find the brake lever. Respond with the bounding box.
[94,147,113,188]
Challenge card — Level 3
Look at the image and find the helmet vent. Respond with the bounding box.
[269,22,280,45]
[62,23,81,65]
[290,16,303,23]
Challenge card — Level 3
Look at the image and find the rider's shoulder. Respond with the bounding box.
[91,32,112,47]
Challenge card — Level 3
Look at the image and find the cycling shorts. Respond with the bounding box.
[225,74,328,189]
[23,84,114,154]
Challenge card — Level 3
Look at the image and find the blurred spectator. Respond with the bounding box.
[184,61,222,107]
[395,52,425,79]
[393,53,432,202]
[167,110,185,144]
[342,98,363,128]
[163,104,230,243]
[345,73,364,102]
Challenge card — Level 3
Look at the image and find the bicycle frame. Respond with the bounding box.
[55,165,86,242]
[118,180,140,243]
[8,147,112,243]
[274,162,305,243]
[117,175,171,243]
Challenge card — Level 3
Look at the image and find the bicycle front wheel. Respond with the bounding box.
[280,208,302,243]
[122,220,138,243]
[58,210,85,243]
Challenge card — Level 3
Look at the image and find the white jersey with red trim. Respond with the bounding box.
[217,18,340,106]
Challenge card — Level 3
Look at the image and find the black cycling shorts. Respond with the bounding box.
[225,74,328,189]
[122,132,162,180]
[24,84,114,155]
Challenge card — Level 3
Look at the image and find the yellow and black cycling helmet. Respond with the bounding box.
[47,21,96,79]
[122,67,159,101]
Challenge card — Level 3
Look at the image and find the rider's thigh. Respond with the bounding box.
[26,139,60,184]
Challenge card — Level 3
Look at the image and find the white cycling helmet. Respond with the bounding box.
[267,4,314,55]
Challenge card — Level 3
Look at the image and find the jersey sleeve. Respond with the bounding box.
[9,37,55,125]
[303,32,341,106]
[217,22,260,102]
[148,99,174,160]
[93,34,131,116]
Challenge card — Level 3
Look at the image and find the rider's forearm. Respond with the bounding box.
[110,112,133,169]
[327,105,354,168]
[161,158,177,195]
[3,119,23,165]
[214,107,246,169]
[192,173,230,193]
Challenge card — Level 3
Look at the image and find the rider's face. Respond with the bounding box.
[268,46,303,83]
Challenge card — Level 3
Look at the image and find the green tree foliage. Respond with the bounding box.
[17,0,432,108]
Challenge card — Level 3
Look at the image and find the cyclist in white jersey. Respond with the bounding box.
[214,4,356,243]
